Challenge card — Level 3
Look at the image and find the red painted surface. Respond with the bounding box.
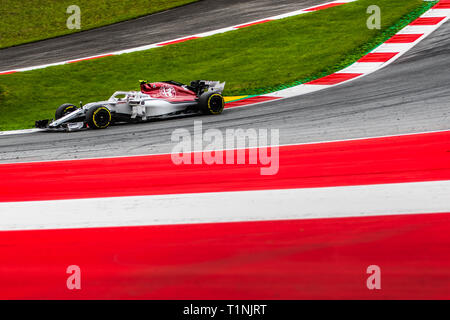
[225,96,280,108]
[1,1,449,301]
[1,130,450,202]
[304,3,345,11]
[409,17,446,26]
[434,2,450,9]
[0,71,17,75]
[357,52,399,63]
[385,34,423,43]
[68,54,114,63]
[1,212,449,299]
[306,73,363,85]
[156,37,199,46]
[234,19,273,29]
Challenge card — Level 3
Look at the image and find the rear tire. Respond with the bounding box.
[86,105,112,129]
[55,103,78,119]
[198,92,225,115]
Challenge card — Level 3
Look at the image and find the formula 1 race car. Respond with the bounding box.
[35,80,226,131]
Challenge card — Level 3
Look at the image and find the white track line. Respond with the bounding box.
[1,127,449,166]
[0,0,357,75]
[1,2,448,136]
[0,128,44,136]
[1,180,449,231]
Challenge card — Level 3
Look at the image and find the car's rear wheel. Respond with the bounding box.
[86,105,112,129]
[55,103,78,119]
[199,92,225,115]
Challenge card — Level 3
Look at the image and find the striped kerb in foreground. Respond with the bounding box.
[1,130,450,203]
[1,131,450,299]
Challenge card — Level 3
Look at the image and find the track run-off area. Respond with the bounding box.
[0,0,449,299]
[1,130,450,299]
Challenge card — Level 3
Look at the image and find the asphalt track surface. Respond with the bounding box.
[0,7,449,163]
[0,0,327,71]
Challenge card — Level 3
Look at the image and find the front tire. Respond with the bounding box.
[199,92,225,115]
[86,105,112,129]
[55,103,78,119]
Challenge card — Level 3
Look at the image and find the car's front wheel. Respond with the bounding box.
[86,105,112,129]
[55,103,78,119]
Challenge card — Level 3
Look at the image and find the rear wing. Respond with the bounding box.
[202,81,226,94]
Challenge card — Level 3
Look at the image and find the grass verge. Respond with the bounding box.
[0,0,198,49]
[0,0,436,131]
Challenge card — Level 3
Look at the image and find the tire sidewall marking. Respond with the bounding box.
[92,107,111,128]
[208,94,224,115]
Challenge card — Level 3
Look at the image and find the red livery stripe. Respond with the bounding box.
[306,73,363,85]
[1,130,450,202]
[357,52,399,63]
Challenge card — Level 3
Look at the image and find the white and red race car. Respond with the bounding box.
[36,80,226,131]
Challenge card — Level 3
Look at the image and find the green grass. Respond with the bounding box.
[0,0,198,49]
[0,0,435,131]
